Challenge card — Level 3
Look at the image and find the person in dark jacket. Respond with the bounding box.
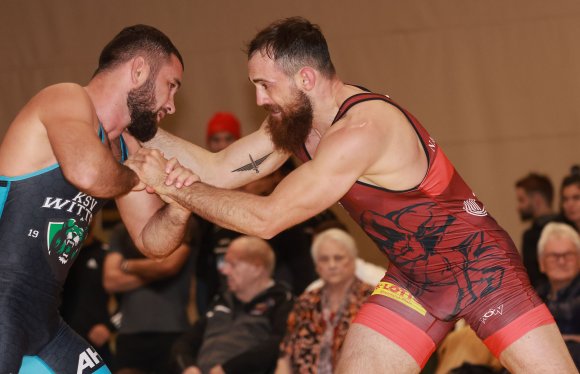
[515,172,558,288]
[171,236,294,374]
[536,222,580,368]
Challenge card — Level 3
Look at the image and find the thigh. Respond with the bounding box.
[22,320,111,374]
[499,322,577,373]
[336,323,420,374]
[354,278,455,368]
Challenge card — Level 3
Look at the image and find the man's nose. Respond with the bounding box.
[256,89,271,107]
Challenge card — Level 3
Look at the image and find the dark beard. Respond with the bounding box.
[264,90,313,154]
[519,209,533,222]
[126,77,158,142]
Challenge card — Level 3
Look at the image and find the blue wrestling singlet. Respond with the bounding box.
[0,127,125,373]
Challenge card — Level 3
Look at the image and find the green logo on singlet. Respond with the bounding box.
[47,218,86,265]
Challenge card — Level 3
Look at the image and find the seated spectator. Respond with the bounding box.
[277,229,374,373]
[305,256,387,292]
[103,222,194,374]
[535,222,580,368]
[242,159,337,295]
[171,236,294,374]
[560,165,580,232]
[195,111,243,315]
[514,172,557,288]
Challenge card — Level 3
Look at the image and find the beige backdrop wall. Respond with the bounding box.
[1,0,579,266]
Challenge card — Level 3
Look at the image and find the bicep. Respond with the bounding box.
[39,85,111,171]
[265,158,361,232]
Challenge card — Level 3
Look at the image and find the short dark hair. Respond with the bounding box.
[515,173,554,205]
[246,16,335,78]
[561,165,580,192]
[94,24,183,77]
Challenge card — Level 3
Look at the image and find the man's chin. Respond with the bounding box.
[127,128,158,142]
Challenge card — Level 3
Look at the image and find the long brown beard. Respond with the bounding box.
[264,90,313,154]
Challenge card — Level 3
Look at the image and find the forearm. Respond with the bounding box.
[145,128,287,189]
[144,128,209,179]
[121,243,189,281]
[139,203,192,259]
[274,356,293,374]
[562,334,580,343]
[68,157,140,198]
[160,182,280,239]
[103,260,148,293]
[120,258,168,281]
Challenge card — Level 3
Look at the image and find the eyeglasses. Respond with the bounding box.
[544,252,578,263]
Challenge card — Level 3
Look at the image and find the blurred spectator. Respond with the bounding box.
[195,112,243,315]
[515,172,557,288]
[206,112,241,153]
[560,165,580,232]
[535,222,580,368]
[103,222,194,374]
[171,236,293,374]
[306,256,386,292]
[198,155,336,310]
[60,220,115,367]
[277,229,373,373]
[242,159,336,295]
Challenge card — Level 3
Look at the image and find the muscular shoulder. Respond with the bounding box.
[316,101,402,170]
[321,98,426,188]
[335,99,410,139]
[34,83,94,121]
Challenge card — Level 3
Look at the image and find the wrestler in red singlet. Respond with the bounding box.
[295,91,554,367]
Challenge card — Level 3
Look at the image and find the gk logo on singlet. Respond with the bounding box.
[41,192,97,264]
[479,304,504,325]
[428,137,436,153]
[77,347,102,373]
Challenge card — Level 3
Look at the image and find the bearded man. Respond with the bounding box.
[0,24,194,373]
[128,17,577,373]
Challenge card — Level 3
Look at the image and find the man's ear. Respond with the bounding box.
[130,56,149,86]
[297,67,316,91]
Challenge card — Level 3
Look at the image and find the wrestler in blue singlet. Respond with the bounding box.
[0,126,125,374]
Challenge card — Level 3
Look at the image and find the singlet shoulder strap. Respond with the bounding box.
[332,92,393,125]
[97,122,106,143]
[98,122,128,162]
[119,134,128,162]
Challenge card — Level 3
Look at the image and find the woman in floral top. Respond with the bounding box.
[277,229,375,373]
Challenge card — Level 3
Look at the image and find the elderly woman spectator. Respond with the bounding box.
[276,229,373,373]
[535,222,580,368]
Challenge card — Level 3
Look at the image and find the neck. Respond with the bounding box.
[324,278,354,311]
[310,78,346,137]
[550,278,574,295]
[533,205,553,219]
[236,278,274,303]
[85,74,131,140]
